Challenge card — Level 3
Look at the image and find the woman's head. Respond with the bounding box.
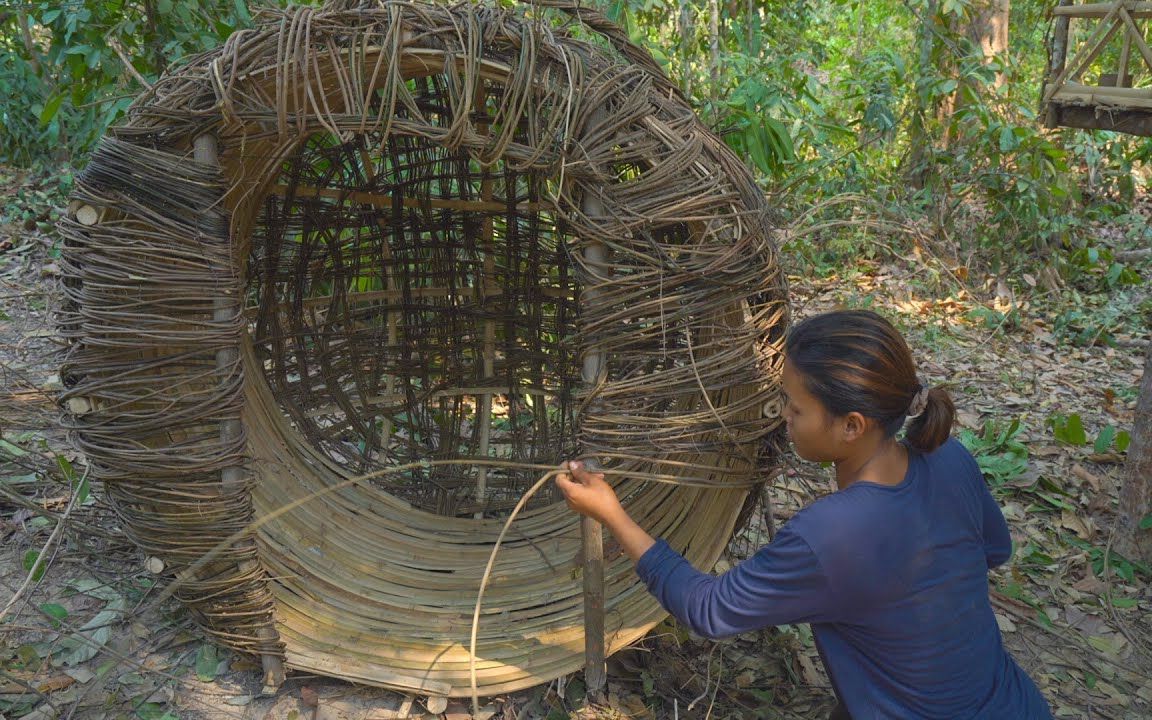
[782,310,954,453]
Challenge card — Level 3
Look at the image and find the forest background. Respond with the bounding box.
[1,0,1151,718]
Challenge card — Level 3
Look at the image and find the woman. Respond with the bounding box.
[557,310,1052,719]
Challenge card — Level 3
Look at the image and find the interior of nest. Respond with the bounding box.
[243,75,687,520]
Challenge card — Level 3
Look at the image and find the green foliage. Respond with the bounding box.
[0,0,275,166]
[1,0,1149,286]
[1064,535,1152,582]
[1092,425,1130,454]
[1050,287,1149,347]
[195,643,221,681]
[1065,246,1142,291]
[958,418,1029,490]
[22,549,47,582]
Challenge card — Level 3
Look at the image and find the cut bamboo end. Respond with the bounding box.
[425,695,448,714]
[66,397,93,415]
[75,204,101,226]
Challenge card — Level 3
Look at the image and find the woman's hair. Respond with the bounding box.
[784,309,955,452]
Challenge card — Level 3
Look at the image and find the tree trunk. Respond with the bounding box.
[1117,341,1152,567]
[906,0,939,188]
[16,9,41,75]
[940,0,1010,146]
[969,0,1009,88]
[679,0,693,98]
[142,0,166,73]
[709,0,720,102]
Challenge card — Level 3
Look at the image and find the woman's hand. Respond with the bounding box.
[555,460,624,526]
[556,461,656,562]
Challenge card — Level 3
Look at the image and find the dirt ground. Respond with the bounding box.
[2,169,1150,719]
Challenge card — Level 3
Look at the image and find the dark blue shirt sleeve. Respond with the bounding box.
[980,482,1012,568]
[634,525,842,639]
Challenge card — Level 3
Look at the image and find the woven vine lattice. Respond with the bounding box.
[59,0,789,698]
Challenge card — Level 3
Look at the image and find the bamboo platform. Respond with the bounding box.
[1044,1,1152,136]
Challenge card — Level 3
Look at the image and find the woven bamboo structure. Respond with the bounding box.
[57,0,789,699]
[1044,1,1152,136]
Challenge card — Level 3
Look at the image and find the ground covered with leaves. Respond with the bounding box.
[1,166,1150,719]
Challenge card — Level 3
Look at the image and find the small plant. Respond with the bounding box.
[1053,307,1121,347]
[1091,425,1131,454]
[1064,535,1151,582]
[957,418,1029,490]
[1047,413,1131,452]
[1047,412,1087,445]
[967,305,1019,331]
[1065,246,1142,291]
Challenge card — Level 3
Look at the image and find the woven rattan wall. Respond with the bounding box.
[58,0,789,699]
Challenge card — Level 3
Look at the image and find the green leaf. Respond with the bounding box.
[1139,513,1152,531]
[1093,426,1115,454]
[23,550,46,582]
[41,603,69,627]
[1109,597,1138,609]
[998,126,1018,153]
[77,473,90,505]
[0,438,28,457]
[39,94,66,128]
[195,643,220,681]
[1116,431,1131,453]
[57,607,120,665]
[57,454,76,481]
[135,702,173,720]
[1052,413,1087,445]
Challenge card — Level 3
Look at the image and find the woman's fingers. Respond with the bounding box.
[566,460,605,486]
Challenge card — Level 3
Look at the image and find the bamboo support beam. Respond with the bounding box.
[1117,25,1134,85]
[194,132,286,694]
[1052,81,1152,97]
[1054,1,1152,17]
[1118,6,1152,73]
[268,182,549,213]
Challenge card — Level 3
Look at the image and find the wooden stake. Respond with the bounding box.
[475,80,496,519]
[194,132,286,694]
[579,147,610,703]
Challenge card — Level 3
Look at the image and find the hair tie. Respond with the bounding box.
[906,386,930,420]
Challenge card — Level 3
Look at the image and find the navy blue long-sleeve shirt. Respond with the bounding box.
[636,438,1052,719]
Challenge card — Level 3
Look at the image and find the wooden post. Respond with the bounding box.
[1045,0,1075,126]
[193,133,286,694]
[579,168,609,704]
[474,82,496,519]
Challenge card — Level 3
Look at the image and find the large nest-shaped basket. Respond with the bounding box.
[58,0,789,699]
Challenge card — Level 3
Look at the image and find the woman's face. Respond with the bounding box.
[781,359,839,463]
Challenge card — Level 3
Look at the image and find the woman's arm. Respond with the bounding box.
[556,462,841,638]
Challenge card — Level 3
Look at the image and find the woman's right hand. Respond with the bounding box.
[555,460,624,526]
[556,461,656,562]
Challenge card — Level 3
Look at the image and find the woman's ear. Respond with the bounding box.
[841,411,869,442]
